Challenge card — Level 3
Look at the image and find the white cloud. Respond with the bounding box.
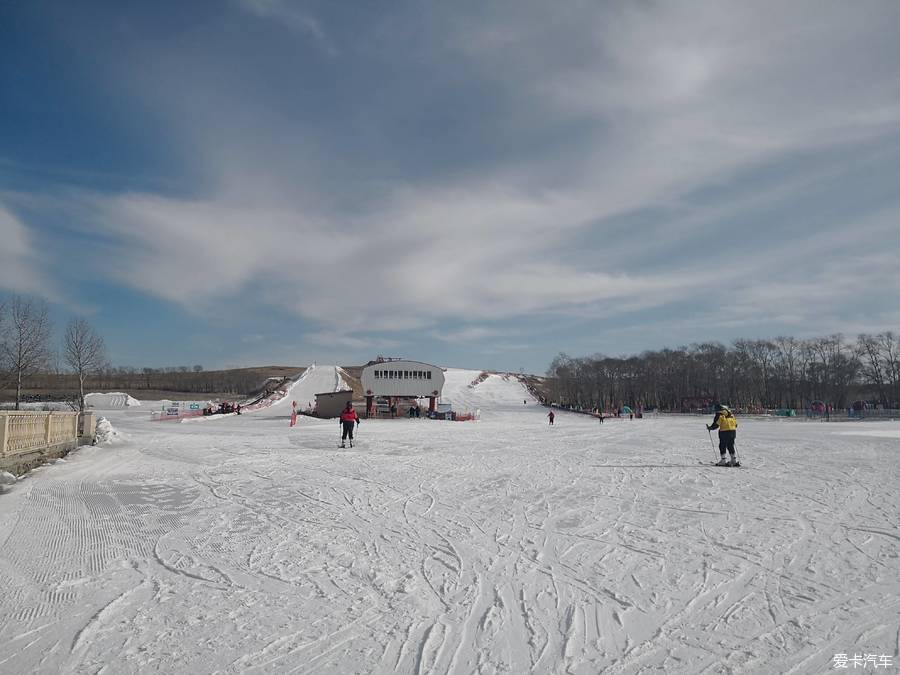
[236,0,336,55]
[0,204,56,299]
[28,1,900,347]
[432,326,510,343]
[303,331,401,352]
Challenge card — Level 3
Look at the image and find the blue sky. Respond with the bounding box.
[2,1,900,373]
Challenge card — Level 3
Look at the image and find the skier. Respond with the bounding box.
[290,401,298,427]
[340,401,360,447]
[707,403,739,466]
[547,410,555,425]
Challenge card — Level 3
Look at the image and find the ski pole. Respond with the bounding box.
[707,428,718,462]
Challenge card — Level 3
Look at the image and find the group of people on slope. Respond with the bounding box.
[301,398,740,463]
[203,401,241,416]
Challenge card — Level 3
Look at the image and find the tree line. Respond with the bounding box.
[1,296,106,410]
[545,333,900,412]
[1,294,296,409]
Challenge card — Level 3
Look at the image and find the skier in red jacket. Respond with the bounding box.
[339,401,359,447]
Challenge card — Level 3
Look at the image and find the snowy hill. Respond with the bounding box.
[250,364,353,415]
[441,368,539,416]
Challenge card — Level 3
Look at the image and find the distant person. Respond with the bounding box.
[547,410,555,426]
[290,401,298,427]
[598,412,603,424]
[524,399,527,405]
[707,403,739,466]
[340,401,359,448]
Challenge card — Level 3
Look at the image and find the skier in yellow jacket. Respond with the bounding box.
[707,403,739,466]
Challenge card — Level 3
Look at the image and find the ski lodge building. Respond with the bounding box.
[360,358,445,416]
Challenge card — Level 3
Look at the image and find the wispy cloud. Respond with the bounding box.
[432,326,512,343]
[236,0,337,55]
[6,0,900,366]
[0,203,56,299]
[304,331,402,352]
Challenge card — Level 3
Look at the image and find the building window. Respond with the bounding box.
[375,370,380,379]
[427,371,432,379]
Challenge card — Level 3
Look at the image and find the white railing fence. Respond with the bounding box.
[0,411,96,467]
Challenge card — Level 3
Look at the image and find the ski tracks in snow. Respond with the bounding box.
[0,401,897,673]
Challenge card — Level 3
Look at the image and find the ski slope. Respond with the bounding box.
[250,364,352,415]
[0,367,897,674]
[440,369,539,417]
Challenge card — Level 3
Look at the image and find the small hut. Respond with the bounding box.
[315,390,353,418]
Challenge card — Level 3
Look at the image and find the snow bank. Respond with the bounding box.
[94,417,126,444]
[85,392,141,409]
[0,471,16,486]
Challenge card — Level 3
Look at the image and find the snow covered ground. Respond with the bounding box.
[0,369,897,674]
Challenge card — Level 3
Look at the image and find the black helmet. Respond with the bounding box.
[714,402,724,411]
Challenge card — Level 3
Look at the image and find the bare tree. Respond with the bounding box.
[63,317,107,412]
[773,336,802,408]
[0,297,53,409]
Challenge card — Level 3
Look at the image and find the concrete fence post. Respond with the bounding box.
[0,414,8,455]
[78,412,96,440]
[45,413,52,444]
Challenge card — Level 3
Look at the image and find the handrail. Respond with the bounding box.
[0,411,96,461]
